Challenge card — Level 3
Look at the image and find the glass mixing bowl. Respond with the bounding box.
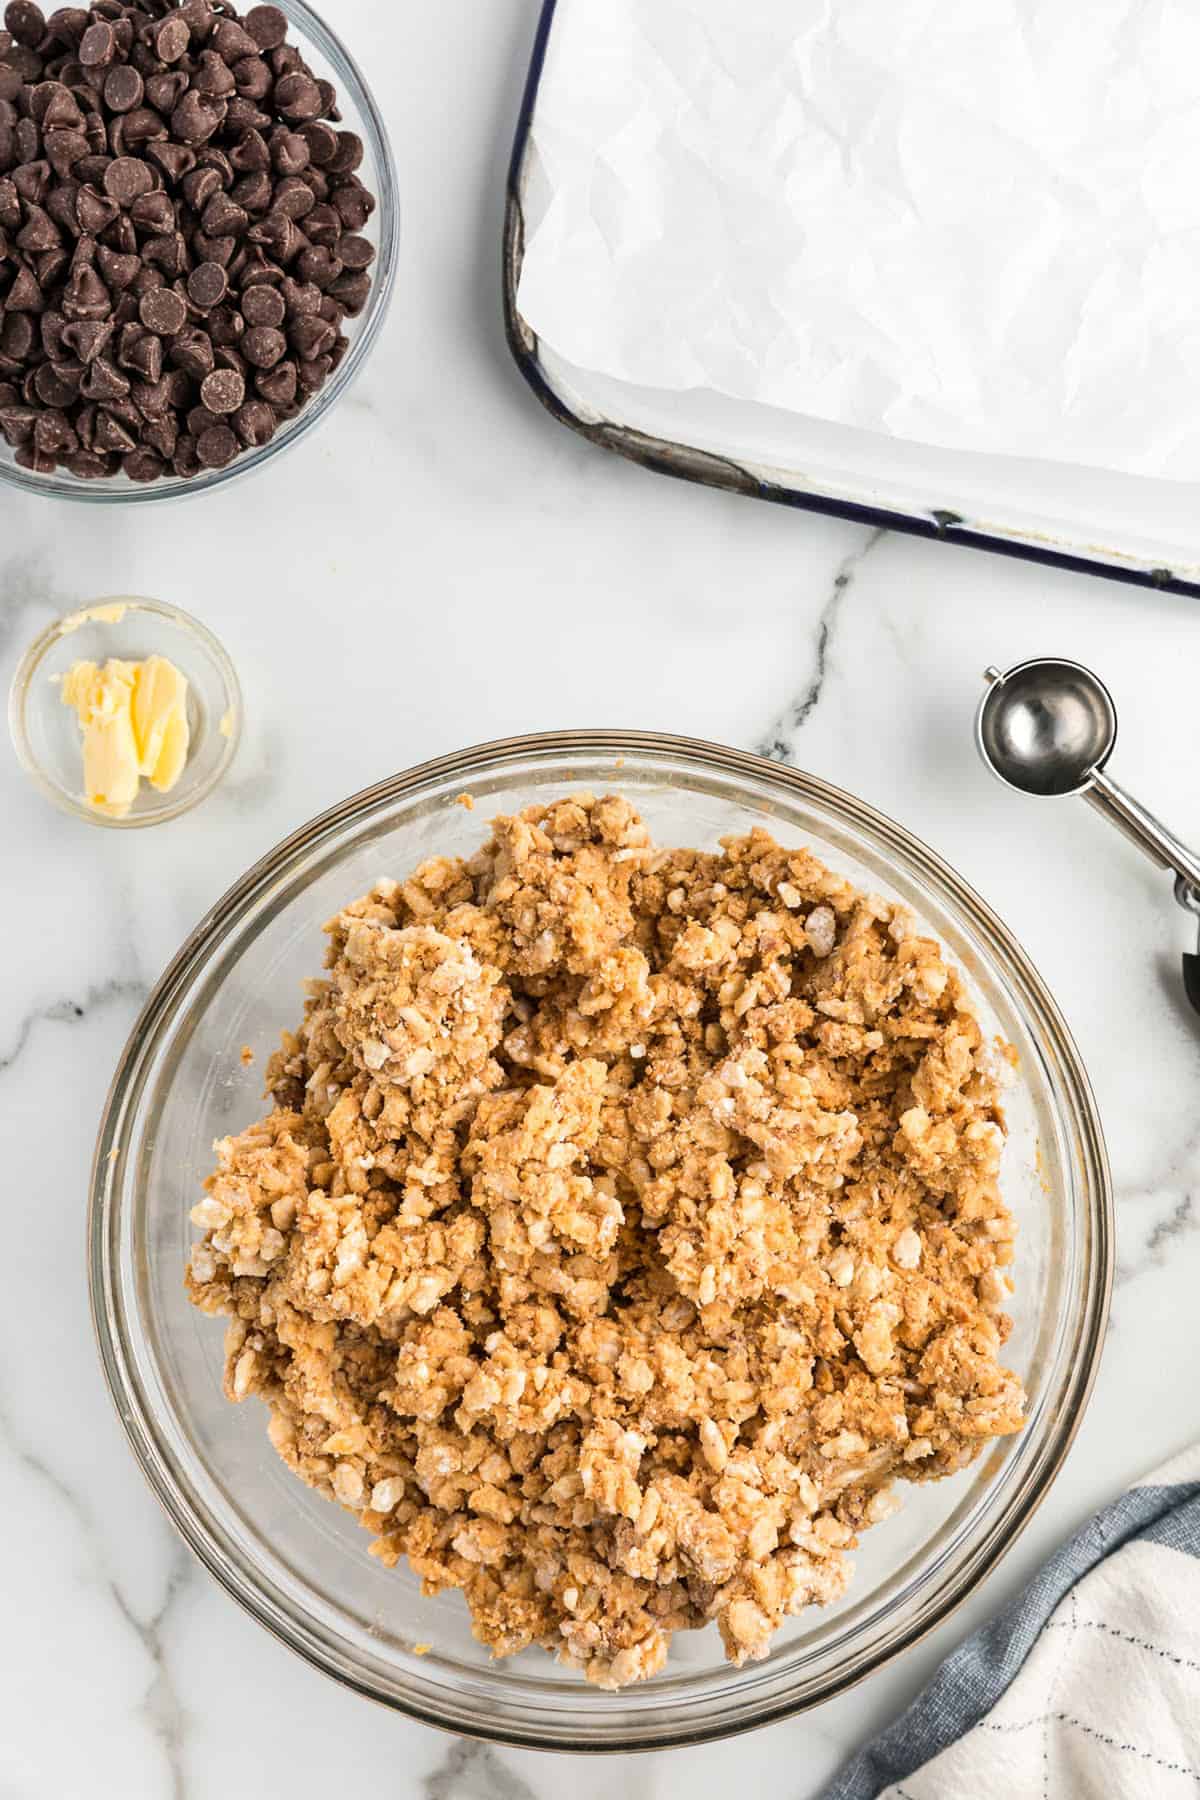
[0,0,398,504]
[89,733,1112,1750]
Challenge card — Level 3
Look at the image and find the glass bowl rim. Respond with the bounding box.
[9,592,244,826]
[0,0,399,506]
[88,728,1114,1749]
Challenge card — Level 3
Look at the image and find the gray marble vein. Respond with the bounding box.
[132,1542,193,1800]
[754,527,886,763]
[0,1387,190,1799]
[0,977,148,1079]
[1112,1113,1200,1295]
[421,1739,540,1800]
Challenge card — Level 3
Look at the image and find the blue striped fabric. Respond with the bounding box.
[822,1463,1200,1800]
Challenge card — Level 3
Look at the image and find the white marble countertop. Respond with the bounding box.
[4,4,1200,1795]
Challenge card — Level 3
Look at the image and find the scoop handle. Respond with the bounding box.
[1084,770,1200,894]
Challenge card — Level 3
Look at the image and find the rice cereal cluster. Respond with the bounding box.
[187,793,1025,1688]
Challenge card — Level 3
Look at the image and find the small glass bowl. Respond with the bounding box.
[0,0,398,504]
[90,734,1112,1749]
[9,595,242,827]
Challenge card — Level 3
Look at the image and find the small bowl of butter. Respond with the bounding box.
[9,597,241,829]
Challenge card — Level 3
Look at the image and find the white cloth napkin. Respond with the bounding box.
[822,1446,1200,1799]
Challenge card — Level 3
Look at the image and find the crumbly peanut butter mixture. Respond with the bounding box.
[187,794,1024,1687]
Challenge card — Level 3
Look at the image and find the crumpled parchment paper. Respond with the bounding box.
[517,0,1200,481]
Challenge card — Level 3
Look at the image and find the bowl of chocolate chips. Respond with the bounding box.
[0,0,397,497]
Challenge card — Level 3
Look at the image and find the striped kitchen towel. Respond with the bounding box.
[822,1446,1200,1799]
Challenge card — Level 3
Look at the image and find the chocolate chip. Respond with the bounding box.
[240,281,283,328]
[200,364,243,412]
[229,167,270,212]
[1,42,43,80]
[15,444,61,472]
[187,402,222,435]
[177,0,213,42]
[274,72,321,122]
[186,259,226,309]
[232,394,273,443]
[244,4,286,50]
[0,402,38,440]
[192,228,233,267]
[61,261,109,318]
[328,131,363,177]
[223,97,269,134]
[6,265,45,310]
[65,447,114,477]
[12,159,50,204]
[121,445,161,479]
[74,154,112,188]
[103,153,152,203]
[287,312,333,360]
[296,352,331,394]
[162,368,191,407]
[172,431,199,476]
[271,171,314,220]
[181,163,222,211]
[211,16,257,60]
[0,311,35,361]
[138,285,185,335]
[245,209,295,261]
[229,123,268,170]
[299,120,336,166]
[102,62,140,111]
[131,373,171,416]
[196,420,236,465]
[232,53,270,101]
[168,326,213,379]
[75,180,116,230]
[171,89,222,146]
[145,138,194,183]
[239,322,283,368]
[37,246,70,288]
[327,270,369,316]
[90,405,133,451]
[123,328,160,381]
[45,125,88,174]
[337,232,374,272]
[143,69,187,113]
[304,202,340,248]
[153,13,189,64]
[16,201,60,251]
[254,357,293,406]
[5,2,47,49]
[59,316,110,360]
[36,360,83,405]
[142,412,176,459]
[280,274,320,316]
[295,243,339,289]
[201,189,246,236]
[270,127,308,175]
[95,243,138,288]
[129,188,172,232]
[41,86,82,130]
[119,104,165,145]
[77,18,114,65]
[79,353,127,400]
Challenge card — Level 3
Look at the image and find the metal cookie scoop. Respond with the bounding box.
[976,657,1200,1016]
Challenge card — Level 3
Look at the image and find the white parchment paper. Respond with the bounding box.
[517,0,1200,482]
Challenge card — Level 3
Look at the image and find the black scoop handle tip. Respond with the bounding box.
[1184,953,1200,1019]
